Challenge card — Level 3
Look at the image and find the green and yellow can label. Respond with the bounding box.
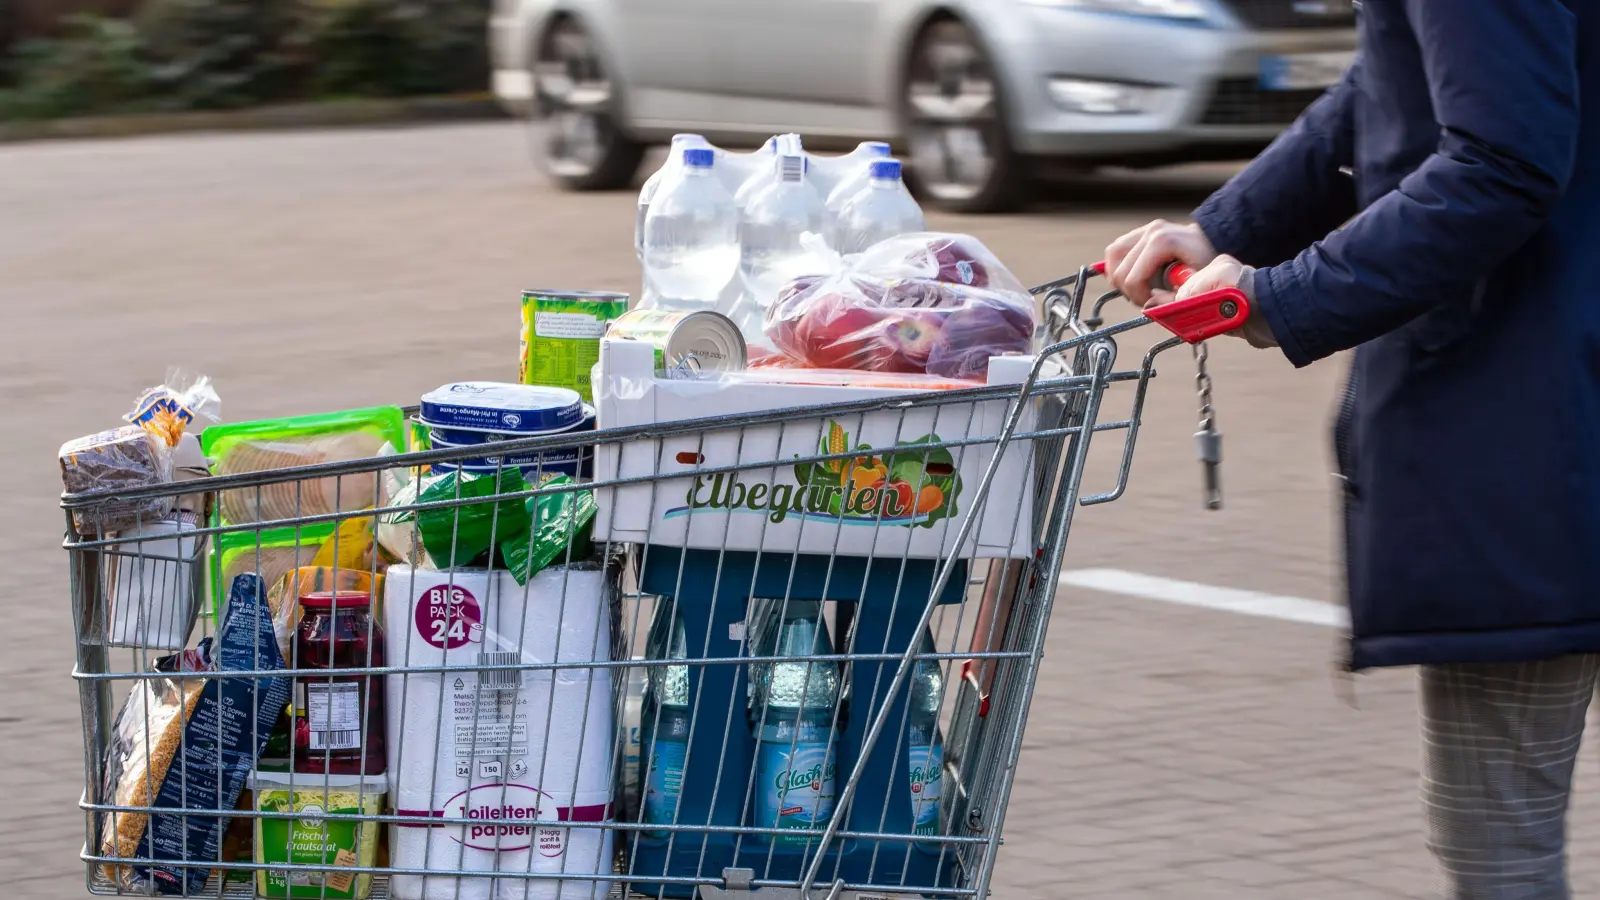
[520,290,629,403]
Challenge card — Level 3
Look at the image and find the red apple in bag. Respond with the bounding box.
[924,235,993,287]
[925,296,1034,379]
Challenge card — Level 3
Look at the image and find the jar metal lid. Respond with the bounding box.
[299,590,373,610]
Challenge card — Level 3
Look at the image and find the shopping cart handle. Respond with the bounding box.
[1159,262,1196,292]
[1088,259,1196,291]
[1146,288,1251,343]
[1087,259,1250,342]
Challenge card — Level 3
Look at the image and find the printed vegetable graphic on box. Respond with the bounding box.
[672,420,962,528]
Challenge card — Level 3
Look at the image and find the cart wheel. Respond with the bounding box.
[533,17,645,191]
[900,18,1026,214]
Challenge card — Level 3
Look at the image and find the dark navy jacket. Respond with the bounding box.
[1193,0,1600,670]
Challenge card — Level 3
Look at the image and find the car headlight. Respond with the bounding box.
[1025,0,1209,20]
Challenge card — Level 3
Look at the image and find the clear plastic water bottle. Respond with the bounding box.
[637,134,712,262]
[641,602,691,841]
[834,159,926,254]
[643,147,741,308]
[732,154,827,345]
[748,599,841,844]
[906,629,944,842]
[821,142,893,217]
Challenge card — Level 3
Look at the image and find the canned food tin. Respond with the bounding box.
[606,309,747,372]
[418,382,584,434]
[520,290,630,403]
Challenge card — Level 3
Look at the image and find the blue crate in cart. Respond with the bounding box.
[625,546,968,898]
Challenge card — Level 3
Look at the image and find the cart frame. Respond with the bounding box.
[60,265,1248,900]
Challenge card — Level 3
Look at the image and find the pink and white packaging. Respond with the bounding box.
[383,564,616,900]
[592,337,1040,559]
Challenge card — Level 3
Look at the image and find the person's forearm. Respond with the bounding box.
[1250,0,1578,366]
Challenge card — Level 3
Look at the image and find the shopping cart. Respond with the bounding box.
[60,263,1247,900]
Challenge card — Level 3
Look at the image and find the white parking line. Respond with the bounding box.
[1059,568,1347,629]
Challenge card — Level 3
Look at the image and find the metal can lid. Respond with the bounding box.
[666,311,747,371]
[419,382,585,433]
[520,289,630,303]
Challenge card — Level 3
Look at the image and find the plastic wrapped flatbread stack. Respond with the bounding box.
[216,431,389,525]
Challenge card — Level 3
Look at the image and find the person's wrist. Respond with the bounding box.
[1236,266,1279,349]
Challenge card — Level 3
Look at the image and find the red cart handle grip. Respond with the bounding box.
[1090,259,1251,343]
[1158,261,1196,292]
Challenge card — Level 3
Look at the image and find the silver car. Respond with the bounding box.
[489,0,1356,213]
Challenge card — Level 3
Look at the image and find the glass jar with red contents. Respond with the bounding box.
[294,590,385,775]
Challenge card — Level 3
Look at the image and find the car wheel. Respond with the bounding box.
[532,18,645,191]
[901,19,1026,214]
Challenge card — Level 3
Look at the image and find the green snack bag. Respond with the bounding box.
[416,469,531,568]
[500,476,597,585]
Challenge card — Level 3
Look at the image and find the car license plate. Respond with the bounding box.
[1259,51,1354,90]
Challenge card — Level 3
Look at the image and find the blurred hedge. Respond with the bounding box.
[0,0,491,120]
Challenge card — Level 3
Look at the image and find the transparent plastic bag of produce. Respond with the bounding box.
[763,232,1037,379]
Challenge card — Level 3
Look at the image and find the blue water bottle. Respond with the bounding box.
[641,602,691,841]
[748,599,841,845]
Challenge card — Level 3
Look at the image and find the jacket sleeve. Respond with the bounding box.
[1254,0,1580,368]
[1191,57,1360,269]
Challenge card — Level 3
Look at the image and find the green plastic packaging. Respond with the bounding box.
[210,524,333,622]
[202,406,406,527]
[412,471,595,585]
[502,478,597,583]
[415,469,530,569]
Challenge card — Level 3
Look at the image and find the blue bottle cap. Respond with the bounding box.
[418,382,584,433]
[683,148,716,168]
[862,142,891,157]
[870,158,903,180]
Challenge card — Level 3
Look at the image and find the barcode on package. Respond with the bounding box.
[310,729,361,750]
[478,651,523,690]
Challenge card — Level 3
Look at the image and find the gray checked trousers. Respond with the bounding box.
[1421,655,1600,899]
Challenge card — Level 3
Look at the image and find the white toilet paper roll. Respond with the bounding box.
[386,665,616,803]
[383,563,617,900]
[384,564,616,799]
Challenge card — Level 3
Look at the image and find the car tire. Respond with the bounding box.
[532,17,645,192]
[900,18,1027,214]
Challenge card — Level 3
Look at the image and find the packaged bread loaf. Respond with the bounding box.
[62,371,220,535]
[60,426,175,534]
[98,573,291,894]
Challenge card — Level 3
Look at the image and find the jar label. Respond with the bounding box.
[306,682,363,750]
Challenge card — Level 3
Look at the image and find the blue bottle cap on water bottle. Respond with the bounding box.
[870,159,902,180]
[862,141,891,157]
[683,148,716,168]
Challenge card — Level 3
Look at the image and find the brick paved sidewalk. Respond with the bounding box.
[992,585,1600,900]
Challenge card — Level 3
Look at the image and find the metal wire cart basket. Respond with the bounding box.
[61,264,1248,900]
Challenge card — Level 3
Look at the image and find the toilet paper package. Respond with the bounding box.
[388,786,613,900]
[383,564,617,900]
